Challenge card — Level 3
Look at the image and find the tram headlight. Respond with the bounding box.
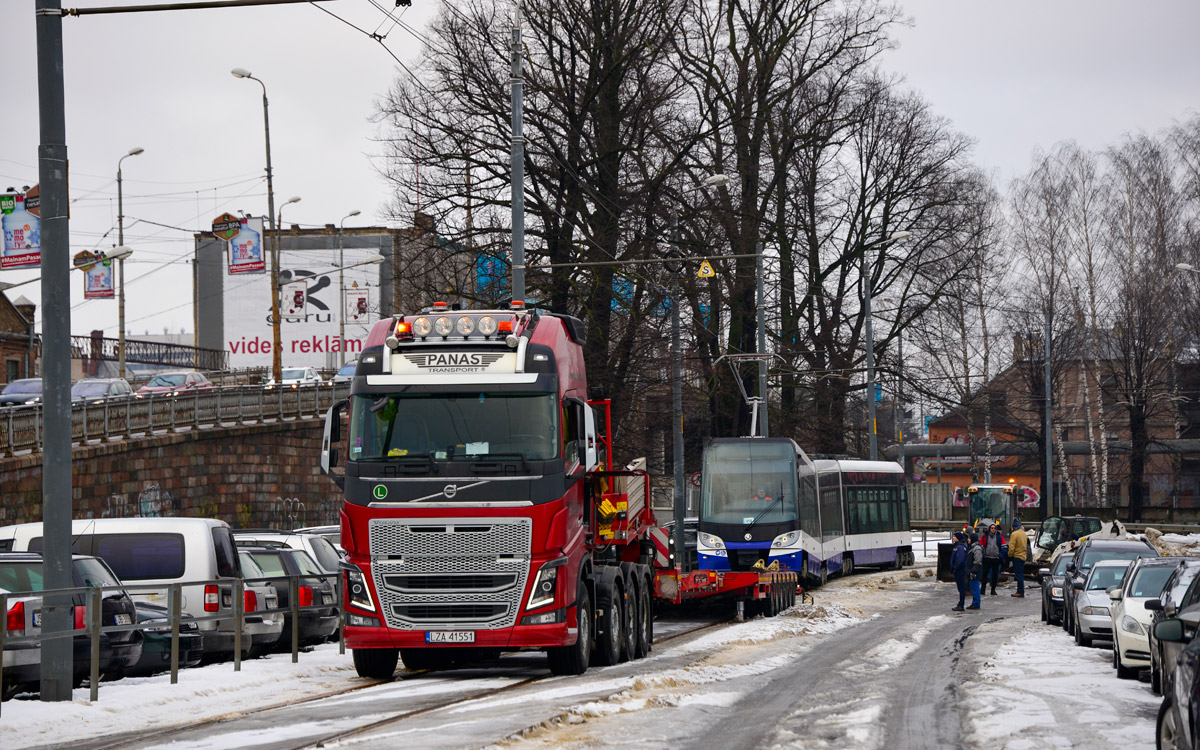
[699,533,725,550]
[772,531,801,548]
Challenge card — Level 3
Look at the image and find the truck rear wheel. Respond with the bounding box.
[594,578,623,666]
[619,578,637,663]
[547,585,592,676]
[634,572,652,658]
[352,647,399,679]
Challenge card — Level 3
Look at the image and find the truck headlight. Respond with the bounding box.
[1121,615,1144,635]
[772,531,801,548]
[343,564,375,612]
[700,533,725,550]
[527,559,565,610]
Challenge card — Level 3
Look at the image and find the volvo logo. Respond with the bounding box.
[443,484,458,498]
[744,533,752,541]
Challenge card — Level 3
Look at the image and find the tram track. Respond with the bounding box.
[59,618,731,750]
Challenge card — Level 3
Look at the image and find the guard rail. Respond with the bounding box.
[0,382,349,457]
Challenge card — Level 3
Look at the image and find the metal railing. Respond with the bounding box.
[1,382,349,456]
[0,572,343,710]
[73,334,228,371]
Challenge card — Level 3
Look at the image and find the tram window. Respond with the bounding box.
[879,493,894,532]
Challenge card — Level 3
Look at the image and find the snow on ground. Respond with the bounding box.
[959,620,1160,749]
[0,645,370,747]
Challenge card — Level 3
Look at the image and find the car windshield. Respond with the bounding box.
[288,550,325,577]
[349,391,559,461]
[72,381,110,397]
[239,553,268,579]
[1087,566,1128,591]
[3,379,41,394]
[282,369,307,380]
[1079,547,1154,570]
[969,488,1011,527]
[1129,566,1177,598]
[247,552,286,577]
[1052,554,1074,576]
[147,374,187,387]
[1169,568,1200,605]
[307,537,341,572]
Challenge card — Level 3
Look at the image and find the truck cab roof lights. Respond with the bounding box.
[433,301,449,309]
[511,300,525,309]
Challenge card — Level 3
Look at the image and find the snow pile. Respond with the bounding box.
[959,622,1159,749]
[1143,528,1200,556]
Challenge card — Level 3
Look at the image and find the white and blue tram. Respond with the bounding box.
[695,438,911,585]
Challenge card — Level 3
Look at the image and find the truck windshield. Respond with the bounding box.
[700,441,798,525]
[349,392,559,461]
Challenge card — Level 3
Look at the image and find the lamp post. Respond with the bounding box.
[339,209,361,366]
[116,146,143,378]
[862,230,911,461]
[232,67,282,382]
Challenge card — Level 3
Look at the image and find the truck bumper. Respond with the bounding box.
[345,613,574,650]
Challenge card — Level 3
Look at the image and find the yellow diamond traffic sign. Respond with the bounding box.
[698,260,715,278]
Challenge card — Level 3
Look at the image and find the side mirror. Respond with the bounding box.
[1071,580,1084,591]
[1066,563,1076,573]
[321,398,349,488]
[1037,568,1050,578]
[1107,587,1123,601]
[1155,618,1187,643]
[1145,599,1164,612]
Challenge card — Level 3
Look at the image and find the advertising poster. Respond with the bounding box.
[227,216,265,275]
[345,286,371,322]
[2,189,41,270]
[83,254,115,299]
[222,245,383,369]
[281,279,308,320]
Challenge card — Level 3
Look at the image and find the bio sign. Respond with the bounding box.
[2,188,41,270]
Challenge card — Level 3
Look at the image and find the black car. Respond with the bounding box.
[239,547,338,649]
[0,552,141,698]
[122,602,205,677]
[1040,551,1074,625]
[1063,537,1157,638]
[1153,603,1200,749]
[0,378,42,407]
[71,378,134,403]
[1150,560,1200,696]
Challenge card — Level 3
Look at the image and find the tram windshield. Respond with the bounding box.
[700,441,797,526]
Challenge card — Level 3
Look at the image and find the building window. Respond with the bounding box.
[5,359,17,383]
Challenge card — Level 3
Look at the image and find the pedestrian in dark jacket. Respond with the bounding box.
[967,533,983,609]
[982,524,1006,595]
[949,531,969,611]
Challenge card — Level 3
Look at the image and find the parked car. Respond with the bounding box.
[0,378,42,407]
[71,378,134,403]
[331,360,357,384]
[234,553,285,658]
[2,586,41,700]
[1152,604,1200,750]
[239,547,338,649]
[235,529,343,574]
[0,518,252,662]
[292,525,344,554]
[265,367,322,389]
[1150,561,1200,695]
[0,552,141,698]
[123,602,205,677]
[1109,556,1181,678]
[1063,537,1157,637]
[1040,551,1074,625]
[135,371,213,396]
[1072,559,1132,647]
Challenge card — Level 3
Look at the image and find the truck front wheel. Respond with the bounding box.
[547,585,592,676]
[352,647,399,679]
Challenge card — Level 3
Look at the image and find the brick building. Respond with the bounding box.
[0,293,38,385]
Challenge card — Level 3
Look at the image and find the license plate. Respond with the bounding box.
[322,594,334,605]
[115,614,132,625]
[425,631,474,643]
[32,612,41,627]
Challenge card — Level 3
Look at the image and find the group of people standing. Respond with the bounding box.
[948,519,1030,611]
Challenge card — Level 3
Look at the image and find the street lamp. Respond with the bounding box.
[231,67,282,381]
[116,146,143,378]
[863,230,911,460]
[339,209,361,366]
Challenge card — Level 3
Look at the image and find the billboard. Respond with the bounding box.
[75,251,116,299]
[2,188,41,270]
[227,216,265,275]
[345,286,371,323]
[221,239,384,368]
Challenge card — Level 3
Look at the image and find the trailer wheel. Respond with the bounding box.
[634,574,652,658]
[352,647,398,679]
[619,578,637,663]
[594,578,624,666]
[547,585,592,676]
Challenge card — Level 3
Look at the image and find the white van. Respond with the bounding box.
[0,518,281,661]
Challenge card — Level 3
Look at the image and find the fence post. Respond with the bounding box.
[237,386,245,426]
[6,407,13,458]
[170,395,177,433]
[169,582,181,685]
[90,585,102,702]
[278,384,283,421]
[194,390,200,429]
[124,395,132,439]
[1,591,8,716]
[258,387,264,424]
[233,578,244,673]
[147,395,154,436]
[216,386,222,426]
[290,574,300,663]
[103,398,110,442]
[35,405,40,452]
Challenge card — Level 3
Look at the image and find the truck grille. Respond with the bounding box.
[369,517,532,630]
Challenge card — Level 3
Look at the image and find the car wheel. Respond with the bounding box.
[1075,623,1091,648]
[1158,696,1182,750]
[1115,649,1135,680]
[1041,598,1047,623]
[1151,649,1163,695]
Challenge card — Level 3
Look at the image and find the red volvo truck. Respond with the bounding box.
[321,302,798,678]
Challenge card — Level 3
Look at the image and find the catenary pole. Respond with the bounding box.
[34,0,74,701]
[1044,311,1053,518]
[756,241,768,437]
[510,2,525,304]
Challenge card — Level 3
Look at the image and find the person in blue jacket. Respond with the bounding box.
[949,531,969,612]
[967,532,984,609]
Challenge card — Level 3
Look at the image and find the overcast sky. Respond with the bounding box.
[1,0,1196,342]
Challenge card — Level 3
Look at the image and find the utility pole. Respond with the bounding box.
[509,3,525,304]
[672,279,686,571]
[756,241,768,437]
[34,0,74,701]
[1044,311,1053,518]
